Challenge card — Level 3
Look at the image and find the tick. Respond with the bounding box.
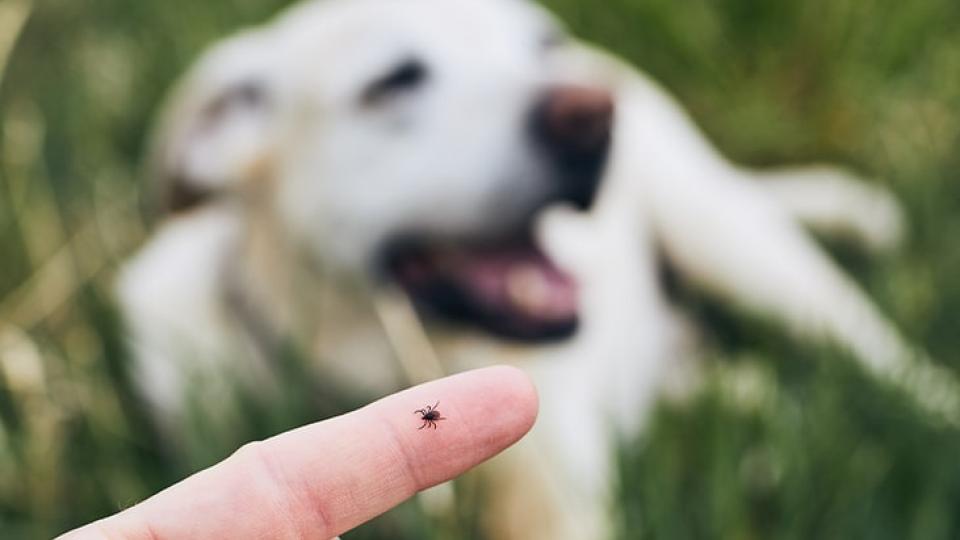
[415,401,446,430]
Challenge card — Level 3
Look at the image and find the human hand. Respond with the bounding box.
[59,366,538,539]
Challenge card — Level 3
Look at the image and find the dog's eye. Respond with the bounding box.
[362,59,428,105]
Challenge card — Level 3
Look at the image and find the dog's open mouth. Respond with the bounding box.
[383,235,578,341]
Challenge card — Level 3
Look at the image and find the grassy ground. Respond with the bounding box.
[1,0,960,537]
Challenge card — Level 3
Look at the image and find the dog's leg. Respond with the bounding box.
[479,389,614,540]
[610,75,960,425]
[750,165,905,253]
[482,197,678,540]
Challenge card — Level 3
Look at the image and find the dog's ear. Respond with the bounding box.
[146,29,277,215]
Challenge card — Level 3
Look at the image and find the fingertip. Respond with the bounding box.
[443,366,539,458]
[100,366,543,540]
[484,365,540,436]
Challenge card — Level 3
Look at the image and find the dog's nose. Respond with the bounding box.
[534,85,614,158]
[531,85,614,209]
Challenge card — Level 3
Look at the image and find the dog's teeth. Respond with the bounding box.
[506,264,553,315]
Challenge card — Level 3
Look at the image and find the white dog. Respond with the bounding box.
[117,0,958,537]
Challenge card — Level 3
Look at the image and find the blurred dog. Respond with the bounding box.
[117,0,934,537]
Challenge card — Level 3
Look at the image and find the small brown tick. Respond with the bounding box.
[415,401,445,430]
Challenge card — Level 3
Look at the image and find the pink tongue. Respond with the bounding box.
[453,250,578,322]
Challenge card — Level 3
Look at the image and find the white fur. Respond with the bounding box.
[117,205,251,427]
[118,1,954,538]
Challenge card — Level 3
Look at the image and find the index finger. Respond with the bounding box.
[62,365,539,540]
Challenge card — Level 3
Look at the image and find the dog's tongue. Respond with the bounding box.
[451,248,578,322]
[390,241,580,336]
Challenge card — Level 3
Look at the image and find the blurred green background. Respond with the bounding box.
[2,0,960,537]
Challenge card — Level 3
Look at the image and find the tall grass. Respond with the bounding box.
[1,0,959,537]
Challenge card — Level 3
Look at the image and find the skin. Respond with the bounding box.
[58,366,539,540]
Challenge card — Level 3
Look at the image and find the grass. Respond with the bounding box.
[1,0,960,537]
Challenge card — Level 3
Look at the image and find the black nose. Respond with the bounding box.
[531,85,614,209]
[536,85,614,156]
